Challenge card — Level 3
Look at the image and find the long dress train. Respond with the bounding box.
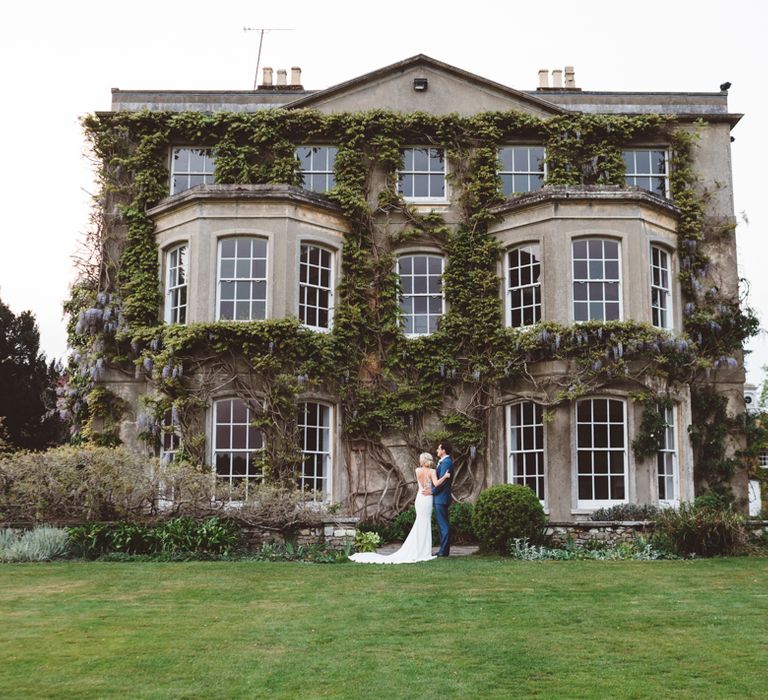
[349,488,435,564]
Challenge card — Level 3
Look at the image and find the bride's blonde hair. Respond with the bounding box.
[419,452,434,468]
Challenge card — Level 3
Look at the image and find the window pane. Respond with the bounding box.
[413,148,429,171]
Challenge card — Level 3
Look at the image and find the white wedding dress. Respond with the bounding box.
[350,470,436,564]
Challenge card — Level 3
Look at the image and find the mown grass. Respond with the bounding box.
[1,557,767,699]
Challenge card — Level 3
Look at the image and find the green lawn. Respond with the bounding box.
[1,557,767,699]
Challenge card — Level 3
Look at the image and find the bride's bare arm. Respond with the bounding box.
[430,468,451,486]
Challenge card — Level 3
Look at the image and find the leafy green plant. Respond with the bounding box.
[361,501,475,545]
[250,541,349,563]
[353,530,381,553]
[67,517,240,558]
[653,502,747,556]
[510,537,669,561]
[590,504,660,521]
[472,484,547,553]
[0,527,70,562]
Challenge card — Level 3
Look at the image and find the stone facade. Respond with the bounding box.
[90,55,747,523]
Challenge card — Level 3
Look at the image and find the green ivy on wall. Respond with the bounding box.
[68,108,758,501]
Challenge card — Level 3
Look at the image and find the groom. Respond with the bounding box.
[431,440,453,557]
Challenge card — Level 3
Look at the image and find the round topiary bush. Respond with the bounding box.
[471,484,546,553]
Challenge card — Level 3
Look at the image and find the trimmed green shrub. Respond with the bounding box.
[449,501,477,544]
[381,508,418,543]
[590,504,660,521]
[0,527,69,562]
[472,484,546,554]
[653,502,747,556]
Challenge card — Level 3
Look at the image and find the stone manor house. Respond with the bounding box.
[78,55,749,522]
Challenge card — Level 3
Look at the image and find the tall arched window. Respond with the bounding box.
[217,237,268,321]
[164,244,188,324]
[572,239,621,322]
[657,403,679,505]
[507,402,546,501]
[397,254,444,336]
[213,398,263,498]
[299,243,333,330]
[650,245,672,329]
[506,244,541,328]
[298,402,332,502]
[576,398,627,508]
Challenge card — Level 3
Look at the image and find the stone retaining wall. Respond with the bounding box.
[545,521,655,547]
[240,517,358,550]
[545,520,768,547]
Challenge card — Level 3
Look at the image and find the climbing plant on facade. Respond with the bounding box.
[67,108,758,511]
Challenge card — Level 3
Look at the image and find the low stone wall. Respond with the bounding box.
[240,516,359,550]
[546,520,768,547]
[545,521,655,547]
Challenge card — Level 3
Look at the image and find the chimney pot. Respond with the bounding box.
[552,69,563,88]
[277,69,287,86]
[262,67,273,87]
[538,69,549,88]
[291,66,302,86]
[564,66,576,88]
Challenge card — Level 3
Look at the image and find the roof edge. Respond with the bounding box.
[285,54,566,114]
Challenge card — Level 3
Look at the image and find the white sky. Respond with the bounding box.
[1,0,766,386]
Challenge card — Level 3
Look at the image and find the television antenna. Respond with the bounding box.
[243,27,293,90]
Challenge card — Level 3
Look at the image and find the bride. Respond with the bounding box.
[350,452,451,564]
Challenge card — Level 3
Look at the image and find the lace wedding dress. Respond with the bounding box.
[350,470,435,564]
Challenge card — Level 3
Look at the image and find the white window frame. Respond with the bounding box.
[160,408,181,466]
[498,146,546,196]
[657,403,679,507]
[397,253,445,337]
[164,244,188,325]
[622,148,669,198]
[212,397,264,499]
[507,402,546,503]
[575,397,628,509]
[299,243,334,331]
[759,450,768,468]
[397,147,448,203]
[298,401,333,503]
[216,237,269,321]
[650,244,673,329]
[572,238,623,322]
[170,147,215,195]
[296,145,337,193]
[505,244,542,328]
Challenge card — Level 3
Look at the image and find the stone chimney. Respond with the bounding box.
[536,67,581,91]
[258,66,304,91]
[564,66,576,88]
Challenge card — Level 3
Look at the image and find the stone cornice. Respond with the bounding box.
[490,185,681,219]
[146,184,344,219]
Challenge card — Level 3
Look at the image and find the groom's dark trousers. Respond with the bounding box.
[433,455,453,556]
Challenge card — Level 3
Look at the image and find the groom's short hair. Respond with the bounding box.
[439,440,453,455]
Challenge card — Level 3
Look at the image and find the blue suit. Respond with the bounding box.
[432,455,453,556]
